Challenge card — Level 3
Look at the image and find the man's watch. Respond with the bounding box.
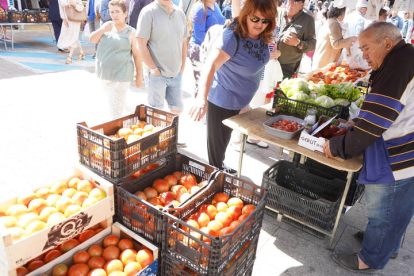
[296,40,302,48]
[150,68,159,74]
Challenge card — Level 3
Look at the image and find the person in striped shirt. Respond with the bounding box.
[324,21,414,274]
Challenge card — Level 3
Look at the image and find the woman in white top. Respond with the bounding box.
[58,0,86,64]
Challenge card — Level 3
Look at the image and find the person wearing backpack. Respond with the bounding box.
[189,0,225,98]
[189,0,279,173]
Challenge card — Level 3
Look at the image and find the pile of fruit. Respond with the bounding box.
[314,122,348,139]
[37,234,153,276]
[15,223,106,275]
[0,177,107,243]
[110,121,163,144]
[175,193,256,247]
[131,171,208,208]
[308,65,369,84]
[270,119,303,132]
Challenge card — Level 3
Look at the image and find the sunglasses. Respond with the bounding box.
[249,15,271,24]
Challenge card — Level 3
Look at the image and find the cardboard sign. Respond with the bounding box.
[298,130,326,153]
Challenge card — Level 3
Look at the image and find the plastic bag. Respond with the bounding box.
[349,41,369,70]
[82,23,90,43]
[261,59,283,94]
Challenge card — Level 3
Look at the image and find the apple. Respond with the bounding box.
[163,175,177,188]
[158,192,175,206]
[152,179,169,193]
[179,174,197,190]
[89,188,107,201]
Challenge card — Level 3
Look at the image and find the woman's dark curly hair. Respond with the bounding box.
[327,6,346,19]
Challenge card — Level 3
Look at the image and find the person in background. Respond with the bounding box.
[312,6,357,70]
[221,0,232,20]
[98,0,112,24]
[136,0,189,146]
[325,22,414,274]
[276,0,316,79]
[346,0,367,37]
[189,0,278,173]
[401,11,413,43]
[388,9,403,30]
[87,0,98,58]
[48,0,65,52]
[189,0,225,98]
[179,0,196,18]
[90,0,142,120]
[378,7,389,22]
[57,0,86,64]
[127,0,151,28]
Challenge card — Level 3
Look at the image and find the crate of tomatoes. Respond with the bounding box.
[116,153,217,247]
[163,171,266,275]
[77,104,178,183]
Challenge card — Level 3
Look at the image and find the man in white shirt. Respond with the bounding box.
[346,0,368,37]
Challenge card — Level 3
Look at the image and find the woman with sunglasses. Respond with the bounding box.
[189,0,278,173]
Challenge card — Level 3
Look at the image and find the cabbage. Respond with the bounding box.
[280,78,310,97]
[314,95,335,107]
[310,82,361,101]
[334,98,350,106]
[309,91,320,99]
[353,95,365,108]
[290,91,310,101]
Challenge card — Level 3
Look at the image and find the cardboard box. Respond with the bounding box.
[0,165,115,271]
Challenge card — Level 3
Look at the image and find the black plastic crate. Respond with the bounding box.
[8,11,23,23]
[273,89,350,120]
[163,172,266,275]
[0,9,7,23]
[38,9,49,22]
[24,10,39,23]
[116,153,217,246]
[161,235,258,276]
[77,105,178,183]
[262,160,343,231]
[299,158,364,206]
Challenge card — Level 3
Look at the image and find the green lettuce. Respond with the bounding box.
[280,78,310,97]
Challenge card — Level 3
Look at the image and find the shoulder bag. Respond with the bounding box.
[65,0,88,22]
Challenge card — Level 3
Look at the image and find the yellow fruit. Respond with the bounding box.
[64,205,82,217]
[89,188,107,201]
[62,188,78,198]
[77,180,94,194]
[82,197,98,209]
[0,216,19,228]
[8,227,26,242]
[35,187,52,199]
[68,177,81,189]
[6,204,29,220]
[28,198,49,215]
[18,212,40,229]
[17,192,37,207]
[46,194,62,207]
[56,197,74,213]
[39,207,59,222]
[72,192,89,206]
[49,181,68,195]
[25,221,47,236]
[47,212,66,226]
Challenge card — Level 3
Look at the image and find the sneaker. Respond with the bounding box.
[177,141,187,148]
[246,138,269,148]
[222,166,237,175]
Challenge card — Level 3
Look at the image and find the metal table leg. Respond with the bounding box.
[0,25,7,50]
[237,133,247,177]
[10,25,14,50]
[328,171,353,249]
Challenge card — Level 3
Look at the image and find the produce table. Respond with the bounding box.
[0,22,53,50]
[223,104,363,249]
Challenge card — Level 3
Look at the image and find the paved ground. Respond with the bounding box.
[0,26,413,276]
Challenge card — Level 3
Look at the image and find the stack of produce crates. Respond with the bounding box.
[263,160,344,232]
[0,166,115,276]
[161,172,266,275]
[116,152,217,247]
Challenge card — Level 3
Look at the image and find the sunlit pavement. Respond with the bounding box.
[0,27,413,276]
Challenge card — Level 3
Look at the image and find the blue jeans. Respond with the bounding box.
[358,176,414,269]
[147,72,183,111]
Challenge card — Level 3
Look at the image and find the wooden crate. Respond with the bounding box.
[0,218,113,276]
[7,222,159,276]
[0,165,115,271]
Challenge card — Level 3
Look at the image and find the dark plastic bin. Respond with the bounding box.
[262,160,343,231]
[273,89,350,119]
[163,172,266,275]
[299,158,364,206]
[23,10,39,23]
[160,234,258,276]
[116,153,217,246]
[8,11,24,23]
[77,105,178,183]
[38,9,50,23]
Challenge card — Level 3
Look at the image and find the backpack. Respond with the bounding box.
[199,24,240,63]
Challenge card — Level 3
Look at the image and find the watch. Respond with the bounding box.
[296,40,302,48]
[150,68,159,74]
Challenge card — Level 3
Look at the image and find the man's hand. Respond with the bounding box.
[282,32,300,47]
[101,21,114,33]
[150,68,161,76]
[323,140,335,159]
[189,97,207,122]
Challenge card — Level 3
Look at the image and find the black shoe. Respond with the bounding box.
[222,166,237,175]
[332,253,379,274]
[92,54,96,59]
[354,231,398,259]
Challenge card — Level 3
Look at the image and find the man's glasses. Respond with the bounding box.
[249,15,271,24]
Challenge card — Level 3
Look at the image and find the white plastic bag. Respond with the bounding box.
[261,59,283,94]
[349,41,369,70]
[82,23,90,43]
